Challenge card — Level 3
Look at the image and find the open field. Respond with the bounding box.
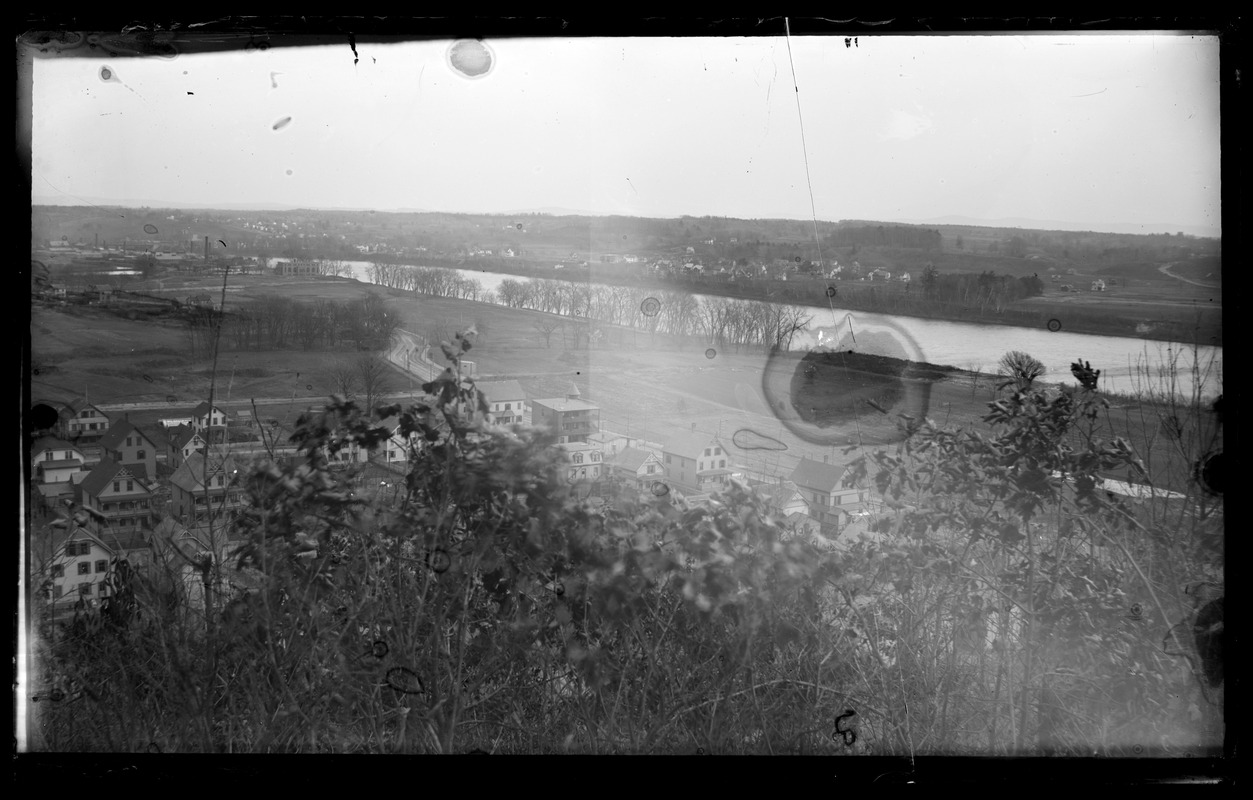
[32,275,1216,494]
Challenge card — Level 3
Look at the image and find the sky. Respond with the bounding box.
[26,32,1222,235]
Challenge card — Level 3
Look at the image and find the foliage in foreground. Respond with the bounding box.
[30,335,1222,754]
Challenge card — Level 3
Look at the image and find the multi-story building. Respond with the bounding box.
[35,524,151,618]
[57,399,111,447]
[168,451,246,527]
[31,436,87,485]
[190,402,230,443]
[660,431,734,495]
[788,457,870,534]
[556,441,604,485]
[163,425,208,468]
[98,419,160,479]
[532,384,600,444]
[609,446,664,493]
[75,458,158,534]
[476,380,527,425]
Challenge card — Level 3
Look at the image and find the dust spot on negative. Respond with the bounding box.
[272,116,292,131]
[286,169,293,176]
[143,224,159,235]
[99,66,118,82]
[447,39,494,79]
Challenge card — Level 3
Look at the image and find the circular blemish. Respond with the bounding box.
[762,315,932,446]
[31,404,59,431]
[306,384,313,390]
[640,297,661,317]
[272,116,292,131]
[62,235,68,241]
[143,224,158,235]
[705,348,717,359]
[1047,319,1062,332]
[99,66,117,82]
[166,395,177,403]
[447,39,494,79]
[143,374,154,383]
[794,256,802,263]
[371,640,389,659]
[651,481,669,497]
[427,548,451,574]
[1132,744,1143,755]
[516,223,523,230]
[285,169,293,176]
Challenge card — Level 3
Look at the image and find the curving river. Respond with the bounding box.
[276,259,1222,401]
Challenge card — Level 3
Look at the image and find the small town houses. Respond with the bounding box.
[660,430,734,496]
[34,523,151,620]
[476,379,527,426]
[169,451,246,527]
[75,458,158,533]
[98,418,161,480]
[608,446,664,493]
[57,398,111,447]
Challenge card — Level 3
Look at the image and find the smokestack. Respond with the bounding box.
[204,236,209,260]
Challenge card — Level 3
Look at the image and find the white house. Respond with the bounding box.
[609,446,664,492]
[556,441,604,485]
[32,437,87,484]
[476,380,527,425]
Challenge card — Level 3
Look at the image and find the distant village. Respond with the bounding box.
[30,377,886,626]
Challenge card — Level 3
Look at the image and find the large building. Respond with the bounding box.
[98,419,161,479]
[788,457,870,534]
[531,383,600,444]
[57,399,111,447]
[75,459,158,533]
[275,259,322,276]
[660,431,734,495]
[476,380,527,425]
[168,451,246,528]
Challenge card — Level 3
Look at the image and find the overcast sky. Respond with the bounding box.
[28,33,1222,234]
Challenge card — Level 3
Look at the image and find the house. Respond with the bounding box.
[98,419,160,479]
[556,441,604,485]
[35,524,148,617]
[1091,279,1106,292]
[896,272,912,283]
[168,451,246,528]
[31,436,87,485]
[660,431,734,495]
[753,480,809,518]
[609,446,664,492]
[476,380,527,425]
[57,399,111,445]
[532,384,600,444]
[867,268,892,282]
[163,425,208,468]
[75,458,157,533]
[586,430,662,460]
[191,402,230,438]
[789,456,869,533]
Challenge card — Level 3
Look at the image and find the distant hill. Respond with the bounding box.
[892,215,1220,240]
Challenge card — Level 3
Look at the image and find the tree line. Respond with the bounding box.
[185,293,400,357]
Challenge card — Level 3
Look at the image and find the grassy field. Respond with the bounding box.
[31,273,1215,495]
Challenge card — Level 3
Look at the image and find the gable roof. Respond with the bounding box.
[476,380,526,403]
[169,451,239,493]
[789,457,848,493]
[79,459,151,498]
[170,425,205,450]
[661,431,724,461]
[760,481,804,508]
[611,446,659,473]
[59,399,108,420]
[98,419,159,451]
[192,401,229,420]
[32,436,82,458]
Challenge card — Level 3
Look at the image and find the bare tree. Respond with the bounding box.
[356,354,396,418]
[997,350,1047,390]
[533,319,562,349]
[330,359,359,400]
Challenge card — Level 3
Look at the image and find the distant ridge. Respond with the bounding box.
[892,215,1220,239]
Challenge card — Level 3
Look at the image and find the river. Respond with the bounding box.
[274,259,1222,400]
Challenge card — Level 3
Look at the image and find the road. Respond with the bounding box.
[1158,262,1220,289]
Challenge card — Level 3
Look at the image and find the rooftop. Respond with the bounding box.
[476,379,526,403]
[661,431,724,461]
[531,397,600,412]
[789,457,849,492]
[98,419,160,451]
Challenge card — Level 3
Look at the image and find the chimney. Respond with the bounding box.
[204,236,209,260]
[691,422,696,433]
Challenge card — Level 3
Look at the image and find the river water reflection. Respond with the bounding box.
[305,259,1222,400]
